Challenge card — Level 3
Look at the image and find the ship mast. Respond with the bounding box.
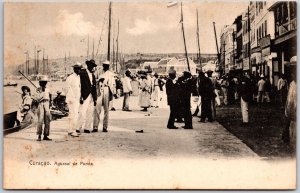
[107,2,112,61]
[180,2,190,71]
[213,22,221,64]
[116,19,119,73]
[196,9,202,70]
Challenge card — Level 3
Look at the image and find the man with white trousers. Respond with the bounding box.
[238,73,252,125]
[93,61,116,132]
[77,60,97,134]
[65,62,82,137]
[122,70,133,111]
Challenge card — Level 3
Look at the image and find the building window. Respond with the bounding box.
[276,7,280,22]
[282,3,288,23]
[265,20,267,35]
[290,2,297,20]
[260,25,262,38]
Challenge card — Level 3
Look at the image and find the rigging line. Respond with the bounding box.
[95,6,109,58]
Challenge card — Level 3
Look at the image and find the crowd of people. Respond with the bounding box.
[17,60,170,140]
[16,59,296,149]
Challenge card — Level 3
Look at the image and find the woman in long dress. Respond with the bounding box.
[139,75,151,111]
[131,75,140,96]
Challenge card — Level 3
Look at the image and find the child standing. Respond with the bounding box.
[33,75,52,141]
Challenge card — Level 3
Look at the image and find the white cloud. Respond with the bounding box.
[55,10,100,37]
[126,17,157,36]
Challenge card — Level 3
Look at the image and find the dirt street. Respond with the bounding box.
[4,95,296,189]
[4,95,257,160]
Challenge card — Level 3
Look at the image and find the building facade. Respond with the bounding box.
[220,24,236,73]
[269,1,297,84]
[221,1,297,86]
[234,14,243,70]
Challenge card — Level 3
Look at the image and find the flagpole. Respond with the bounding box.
[180,2,190,72]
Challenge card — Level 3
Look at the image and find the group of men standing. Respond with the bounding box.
[166,69,220,130]
[166,69,195,129]
[65,60,116,137]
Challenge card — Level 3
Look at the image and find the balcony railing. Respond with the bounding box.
[276,18,297,37]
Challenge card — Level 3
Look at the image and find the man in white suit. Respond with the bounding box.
[122,70,133,111]
[93,61,116,132]
[65,62,82,137]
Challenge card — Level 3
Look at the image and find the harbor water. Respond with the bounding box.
[4,80,66,114]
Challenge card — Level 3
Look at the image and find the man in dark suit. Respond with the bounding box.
[198,71,215,123]
[178,71,194,129]
[77,59,97,134]
[166,69,179,129]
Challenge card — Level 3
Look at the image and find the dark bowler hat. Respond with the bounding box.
[198,71,205,77]
[21,85,30,92]
[206,70,213,75]
[86,59,97,67]
[168,68,176,74]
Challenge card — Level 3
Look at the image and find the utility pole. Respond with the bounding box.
[248,6,251,73]
[180,2,190,71]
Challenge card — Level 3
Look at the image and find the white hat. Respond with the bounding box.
[39,75,49,82]
[72,62,82,68]
[102,60,110,65]
[260,74,264,78]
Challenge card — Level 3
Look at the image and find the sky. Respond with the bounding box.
[4,1,249,66]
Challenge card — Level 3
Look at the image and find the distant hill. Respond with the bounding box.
[12,53,217,75]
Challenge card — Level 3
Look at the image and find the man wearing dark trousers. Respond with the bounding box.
[166,69,179,129]
[77,59,97,134]
[198,71,214,123]
[178,71,193,129]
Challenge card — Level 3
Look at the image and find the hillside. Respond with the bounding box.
[12,53,217,76]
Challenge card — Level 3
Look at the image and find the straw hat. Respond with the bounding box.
[21,86,30,92]
[72,62,82,68]
[39,75,49,82]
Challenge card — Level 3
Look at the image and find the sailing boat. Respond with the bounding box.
[4,75,17,87]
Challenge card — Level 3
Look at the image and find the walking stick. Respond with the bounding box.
[14,90,22,95]
[18,70,38,89]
